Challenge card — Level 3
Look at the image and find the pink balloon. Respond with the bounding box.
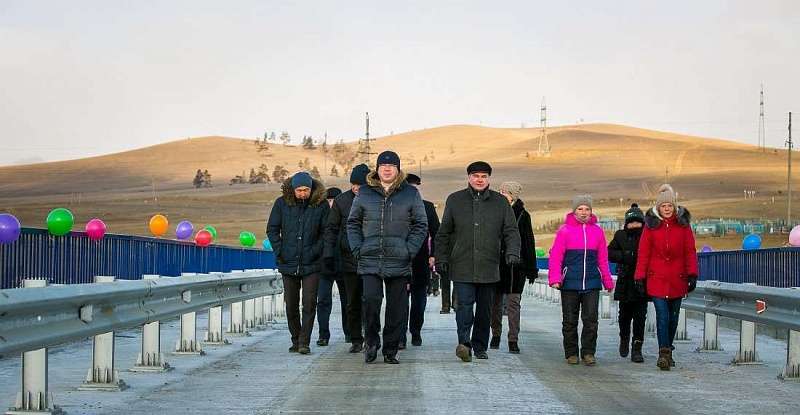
[790,225,800,247]
[85,218,107,241]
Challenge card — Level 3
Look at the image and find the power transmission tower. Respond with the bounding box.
[358,112,376,163]
[537,97,551,156]
[759,84,766,152]
[323,131,327,177]
[787,112,793,228]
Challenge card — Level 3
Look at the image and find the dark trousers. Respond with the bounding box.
[560,290,600,358]
[652,297,682,348]
[453,282,495,353]
[440,272,454,311]
[316,277,349,341]
[282,273,320,347]
[491,293,521,342]
[401,281,428,343]
[343,271,364,344]
[618,300,648,342]
[363,274,408,357]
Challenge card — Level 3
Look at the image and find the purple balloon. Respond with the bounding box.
[0,213,22,244]
[701,245,713,253]
[175,220,194,240]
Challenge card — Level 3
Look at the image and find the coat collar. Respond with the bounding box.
[365,170,408,196]
[281,177,327,206]
[564,212,598,226]
[644,206,692,229]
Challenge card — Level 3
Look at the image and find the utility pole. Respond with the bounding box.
[358,112,375,164]
[759,84,766,152]
[537,97,551,156]
[788,112,793,228]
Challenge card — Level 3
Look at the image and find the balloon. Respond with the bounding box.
[204,225,218,240]
[195,229,213,247]
[700,245,713,253]
[85,218,106,241]
[742,234,762,250]
[176,220,194,240]
[0,213,21,244]
[262,239,273,251]
[790,225,800,247]
[535,247,546,258]
[149,214,169,237]
[239,231,256,247]
[46,208,74,236]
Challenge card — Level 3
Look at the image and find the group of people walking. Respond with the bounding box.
[267,151,698,371]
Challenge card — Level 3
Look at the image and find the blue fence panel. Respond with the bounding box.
[0,228,276,289]
[698,247,800,288]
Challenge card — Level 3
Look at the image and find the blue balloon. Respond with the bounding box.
[742,234,762,250]
[262,239,273,251]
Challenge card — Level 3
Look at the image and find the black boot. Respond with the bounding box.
[364,344,379,363]
[490,336,501,349]
[508,341,520,354]
[631,340,644,363]
[383,354,399,364]
[619,335,630,358]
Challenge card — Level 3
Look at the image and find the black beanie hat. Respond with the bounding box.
[326,187,342,199]
[624,203,645,225]
[467,161,492,176]
[349,164,370,185]
[376,151,401,170]
[406,173,422,185]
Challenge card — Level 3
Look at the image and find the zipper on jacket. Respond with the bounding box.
[379,194,386,275]
[582,223,587,291]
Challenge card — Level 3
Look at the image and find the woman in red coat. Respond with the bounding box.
[634,184,698,371]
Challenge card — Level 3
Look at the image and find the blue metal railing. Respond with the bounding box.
[0,228,275,289]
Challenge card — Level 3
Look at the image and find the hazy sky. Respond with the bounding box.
[1,0,798,165]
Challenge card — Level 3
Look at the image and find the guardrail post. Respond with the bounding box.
[203,306,229,346]
[131,275,172,372]
[8,279,64,415]
[275,292,286,319]
[674,308,692,342]
[265,295,274,322]
[254,297,266,327]
[79,276,128,391]
[645,302,656,337]
[244,299,258,330]
[600,292,611,320]
[780,330,800,380]
[732,320,761,365]
[174,273,204,355]
[696,312,724,352]
[227,301,250,336]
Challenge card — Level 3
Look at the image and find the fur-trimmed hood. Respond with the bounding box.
[644,206,691,229]
[365,170,408,196]
[280,176,327,206]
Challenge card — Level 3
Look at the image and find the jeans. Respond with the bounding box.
[282,273,320,347]
[560,290,599,358]
[652,297,682,349]
[618,300,648,342]
[316,277,349,341]
[362,275,408,357]
[453,282,495,352]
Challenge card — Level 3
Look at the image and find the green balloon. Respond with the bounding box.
[239,231,256,247]
[204,225,218,240]
[46,208,74,236]
[535,247,546,258]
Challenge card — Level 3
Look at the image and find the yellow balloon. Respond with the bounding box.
[149,214,169,237]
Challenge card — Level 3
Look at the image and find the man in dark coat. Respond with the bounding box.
[490,181,538,354]
[267,172,329,354]
[347,152,428,364]
[608,203,648,363]
[434,161,521,362]
[324,164,371,353]
[316,187,349,347]
[399,173,440,348]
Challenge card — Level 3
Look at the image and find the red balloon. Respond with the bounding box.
[195,229,213,247]
[85,218,107,241]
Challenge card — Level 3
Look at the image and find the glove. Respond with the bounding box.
[634,279,646,297]
[505,254,521,265]
[526,273,537,285]
[687,275,698,293]
[436,262,449,276]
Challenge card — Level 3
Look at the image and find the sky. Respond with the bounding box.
[0,0,798,165]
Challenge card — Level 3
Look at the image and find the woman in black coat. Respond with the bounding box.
[607,203,648,363]
[490,182,538,354]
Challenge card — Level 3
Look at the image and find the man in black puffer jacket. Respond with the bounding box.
[347,151,428,364]
[267,172,329,355]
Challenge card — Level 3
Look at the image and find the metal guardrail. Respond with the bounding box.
[0,228,276,289]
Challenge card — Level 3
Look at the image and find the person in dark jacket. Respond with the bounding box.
[324,164,371,353]
[490,181,538,354]
[634,184,698,371]
[435,161,521,362]
[267,172,329,354]
[316,187,349,346]
[608,203,647,363]
[399,173,440,348]
[347,152,428,364]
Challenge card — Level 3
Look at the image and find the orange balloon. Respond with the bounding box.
[149,214,169,237]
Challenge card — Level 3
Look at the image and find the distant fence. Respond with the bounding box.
[0,228,276,289]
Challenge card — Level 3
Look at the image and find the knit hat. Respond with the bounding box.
[376,151,400,170]
[349,164,370,185]
[290,172,313,189]
[406,173,422,185]
[326,187,342,200]
[500,181,523,202]
[572,194,593,211]
[467,161,492,176]
[655,184,677,207]
[624,203,645,225]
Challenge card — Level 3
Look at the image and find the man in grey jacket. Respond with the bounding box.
[434,161,521,362]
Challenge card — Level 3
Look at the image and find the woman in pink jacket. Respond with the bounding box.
[549,195,615,365]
